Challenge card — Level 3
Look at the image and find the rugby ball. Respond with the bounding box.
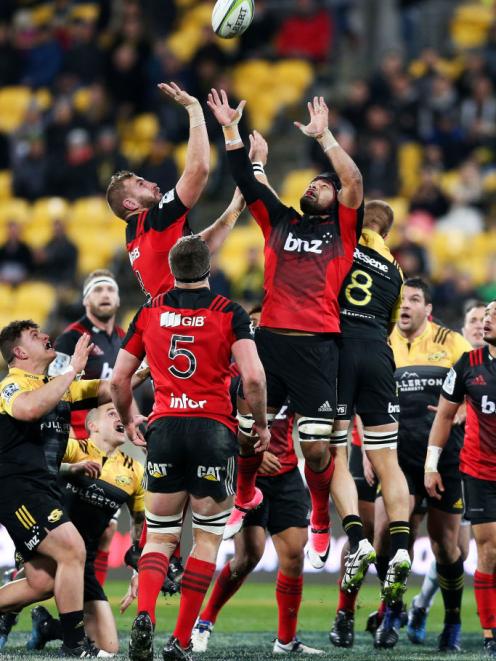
[212,0,254,39]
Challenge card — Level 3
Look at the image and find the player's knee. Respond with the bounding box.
[61,531,86,566]
[363,429,398,453]
[234,553,261,576]
[279,549,304,576]
[430,537,459,564]
[298,417,333,445]
[192,508,232,539]
[145,509,183,541]
[28,571,54,596]
[478,541,496,572]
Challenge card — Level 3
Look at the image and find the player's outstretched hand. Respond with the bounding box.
[158,82,198,108]
[70,333,94,375]
[68,460,101,479]
[120,573,138,613]
[425,471,444,500]
[252,423,270,453]
[258,451,281,475]
[249,130,268,165]
[207,88,246,127]
[125,420,147,447]
[294,96,329,138]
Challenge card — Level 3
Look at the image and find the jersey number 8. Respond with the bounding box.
[345,269,373,306]
[168,334,197,379]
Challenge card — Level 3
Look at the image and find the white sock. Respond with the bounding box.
[415,559,438,610]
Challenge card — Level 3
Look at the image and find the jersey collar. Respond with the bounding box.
[394,320,432,346]
[8,366,46,381]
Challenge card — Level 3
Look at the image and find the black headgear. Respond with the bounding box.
[311,171,342,191]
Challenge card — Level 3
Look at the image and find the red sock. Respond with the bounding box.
[94,550,109,586]
[235,454,263,505]
[200,563,247,624]
[139,521,147,550]
[474,570,496,629]
[172,544,181,561]
[275,571,303,644]
[304,459,334,530]
[137,552,169,624]
[173,557,216,648]
[337,582,358,614]
[378,598,386,617]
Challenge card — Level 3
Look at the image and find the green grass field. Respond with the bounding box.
[0,580,486,659]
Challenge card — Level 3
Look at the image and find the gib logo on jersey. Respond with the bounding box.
[481,395,496,414]
[284,232,323,254]
[160,312,205,328]
[170,393,207,409]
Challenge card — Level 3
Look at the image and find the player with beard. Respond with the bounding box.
[0,403,145,654]
[373,279,471,651]
[207,89,375,591]
[426,300,496,656]
[105,82,243,300]
[407,299,485,643]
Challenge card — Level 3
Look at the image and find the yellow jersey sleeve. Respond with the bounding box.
[68,379,100,406]
[449,332,473,364]
[63,437,89,464]
[128,460,145,514]
[390,295,402,325]
[0,375,32,416]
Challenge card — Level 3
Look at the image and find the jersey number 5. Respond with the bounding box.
[345,269,373,306]
[168,334,197,379]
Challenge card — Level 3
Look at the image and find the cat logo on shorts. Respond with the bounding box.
[148,462,169,478]
[197,466,222,482]
[452,498,464,511]
[47,509,63,523]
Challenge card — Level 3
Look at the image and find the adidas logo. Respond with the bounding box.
[318,400,333,413]
[470,374,487,386]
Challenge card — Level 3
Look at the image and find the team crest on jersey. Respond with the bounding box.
[428,350,447,362]
[1,382,20,403]
[115,475,132,487]
[197,466,222,481]
[47,509,63,523]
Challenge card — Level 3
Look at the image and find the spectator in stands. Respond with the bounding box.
[17,18,62,88]
[436,159,484,235]
[433,266,478,325]
[139,133,178,194]
[106,43,146,117]
[47,128,99,200]
[45,97,85,158]
[341,79,371,130]
[0,21,21,86]
[0,221,34,285]
[392,226,430,279]
[95,127,129,193]
[460,75,496,148]
[369,50,404,104]
[189,28,230,102]
[275,0,333,63]
[409,166,450,219]
[209,254,232,298]
[389,72,420,141]
[233,246,264,303]
[61,15,104,86]
[12,137,48,201]
[238,0,278,59]
[477,258,496,303]
[358,135,399,198]
[35,219,78,286]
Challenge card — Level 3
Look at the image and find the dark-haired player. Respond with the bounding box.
[373,279,471,650]
[329,200,410,648]
[208,89,375,588]
[425,300,496,657]
[105,82,242,300]
[111,235,268,661]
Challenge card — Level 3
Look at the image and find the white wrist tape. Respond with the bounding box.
[425,445,443,473]
[225,138,242,146]
[186,102,205,128]
[317,128,339,152]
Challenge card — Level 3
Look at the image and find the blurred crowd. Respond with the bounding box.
[0,0,495,329]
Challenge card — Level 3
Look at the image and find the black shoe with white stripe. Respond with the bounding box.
[60,638,113,657]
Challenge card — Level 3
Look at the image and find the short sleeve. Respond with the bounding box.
[451,332,473,364]
[147,189,189,232]
[121,306,147,360]
[0,377,26,416]
[54,329,80,355]
[230,303,254,342]
[68,379,100,409]
[442,353,469,404]
[128,461,145,514]
[62,437,88,463]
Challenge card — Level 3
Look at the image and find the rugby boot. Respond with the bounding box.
[191,619,213,653]
[306,528,330,570]
[341,538,376,592]
[273,637,324,654]
[27,605,61,650]
[129,611,154,661]
[60,637,113,657]
[162,635,194,661]
[365,610,383,637]
[382,549,411,604]
[438,622,462,652]
[162,553,184,596]
[407,596,428,644]
[374,606,401,649]
[0,611,18,650]
[223,487,263,539]
[329,609,354,648]
[484,638,496,657]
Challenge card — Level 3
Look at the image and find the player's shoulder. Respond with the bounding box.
[466,345,486,368]
[117,449,143,475]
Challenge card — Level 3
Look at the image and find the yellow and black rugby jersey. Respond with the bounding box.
[339,228,403,340]
[62,437,144,551]
[390,321,472,470]
[0,367,100,480]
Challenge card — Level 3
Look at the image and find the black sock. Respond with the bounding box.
[59,610,85,649]
[389,521,410,554]
[342,515,365,553]
[376,555,390,583]
[47,617,63,641]
[437,556,464,625]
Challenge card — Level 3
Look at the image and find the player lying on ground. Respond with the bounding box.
[112,235,269,661]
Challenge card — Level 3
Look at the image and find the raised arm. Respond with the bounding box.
[295,96,363,209]
[158,82,209,209]
[11,334,94,421]
[199,187,246,254]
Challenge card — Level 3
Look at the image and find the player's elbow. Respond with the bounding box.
[243,368,266,393]
[342,170,363,193]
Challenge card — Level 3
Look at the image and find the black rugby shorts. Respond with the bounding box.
[462,473,496,525]
[145,417,237,501]
[400,460,464,515]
